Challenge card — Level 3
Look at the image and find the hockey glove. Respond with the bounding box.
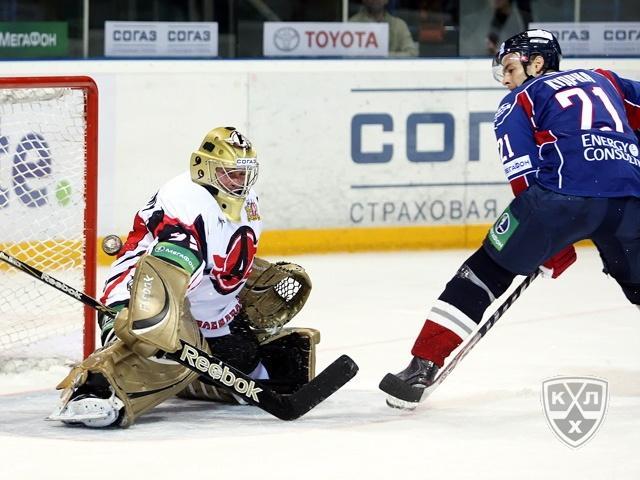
[239,258,312,331]
[539,245,576,279]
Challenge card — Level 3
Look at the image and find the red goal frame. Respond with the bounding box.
[0,76,98,358]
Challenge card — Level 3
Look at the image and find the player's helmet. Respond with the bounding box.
[492,29,562,82]
[190,127,259,222]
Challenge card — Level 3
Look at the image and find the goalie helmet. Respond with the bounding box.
[492,29,562,83]
[190,127,259,222]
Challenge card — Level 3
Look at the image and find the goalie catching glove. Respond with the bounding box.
[239,257,312,331]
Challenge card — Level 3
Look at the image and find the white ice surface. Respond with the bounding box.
[1,248,639,480]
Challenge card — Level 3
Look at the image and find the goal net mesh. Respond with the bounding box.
[0,86,91,371]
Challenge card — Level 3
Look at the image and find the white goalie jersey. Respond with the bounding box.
[101,171,262,339]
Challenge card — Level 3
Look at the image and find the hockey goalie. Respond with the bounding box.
[49,127,316,427]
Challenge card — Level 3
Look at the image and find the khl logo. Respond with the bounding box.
[542,376,609,448]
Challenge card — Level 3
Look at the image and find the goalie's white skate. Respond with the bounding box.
[48,388,124,428]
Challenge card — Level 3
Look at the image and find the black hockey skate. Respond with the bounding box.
[379,357,438,410]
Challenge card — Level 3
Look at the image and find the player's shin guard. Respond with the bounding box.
[412,248,515,366]
[382,249,515,408]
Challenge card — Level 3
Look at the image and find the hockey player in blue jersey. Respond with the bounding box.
[380,29,640,409]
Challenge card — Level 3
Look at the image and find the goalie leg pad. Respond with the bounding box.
[114,254,190,357]
[54,306,208,427]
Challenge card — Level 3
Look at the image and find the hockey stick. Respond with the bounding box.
[0,250,358,421]
[379,270,540,404]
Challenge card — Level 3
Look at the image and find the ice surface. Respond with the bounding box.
[1,248,639,479]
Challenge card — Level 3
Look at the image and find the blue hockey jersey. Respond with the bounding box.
[494,68,640,197]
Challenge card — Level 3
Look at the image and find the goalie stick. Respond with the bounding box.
[0,250,359,421]
[379,270,540,405]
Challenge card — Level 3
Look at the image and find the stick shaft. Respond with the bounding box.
[0,250,115,317]
[426,270,540,394]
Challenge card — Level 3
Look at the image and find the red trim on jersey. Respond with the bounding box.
[534,130,556,145]
[626,104,640,130]
[152,213,204,252]
[509,175,529,196]
[100,264,135,304]
[516,91,536,128]
[119,214,147,257]
[595,69,624,96]
[625,103,640,130]
[595,68,640,130]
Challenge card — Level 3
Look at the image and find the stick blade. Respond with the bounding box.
[278,355,359,420]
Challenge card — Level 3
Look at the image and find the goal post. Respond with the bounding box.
[0,76,98,367]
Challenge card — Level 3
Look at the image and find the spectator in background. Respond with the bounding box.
[486,0,533,55]
[350,0,418,57]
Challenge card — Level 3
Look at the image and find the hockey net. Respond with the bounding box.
[0,77,98,372]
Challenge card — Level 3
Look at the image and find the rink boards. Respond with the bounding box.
[2,58,639,259]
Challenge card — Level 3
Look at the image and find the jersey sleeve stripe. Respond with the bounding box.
[594,68,640,130]
[624,99,640,130]
[118,214,148,258]
[516,91,537,128]
[594,68,624,97]
[100,264,135,304]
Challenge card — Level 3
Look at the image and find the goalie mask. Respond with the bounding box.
[492,29,562,83]
[190,127,259,222]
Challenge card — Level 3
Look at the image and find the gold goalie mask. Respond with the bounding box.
[190,126,259,222]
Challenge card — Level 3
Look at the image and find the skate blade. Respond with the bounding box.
[47,401,113,423]
[385,396,419,410]
[47,411,110,422]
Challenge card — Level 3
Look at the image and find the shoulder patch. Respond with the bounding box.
[493,93,515,123]
[244,199,261,221]
[495,101,512,123]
